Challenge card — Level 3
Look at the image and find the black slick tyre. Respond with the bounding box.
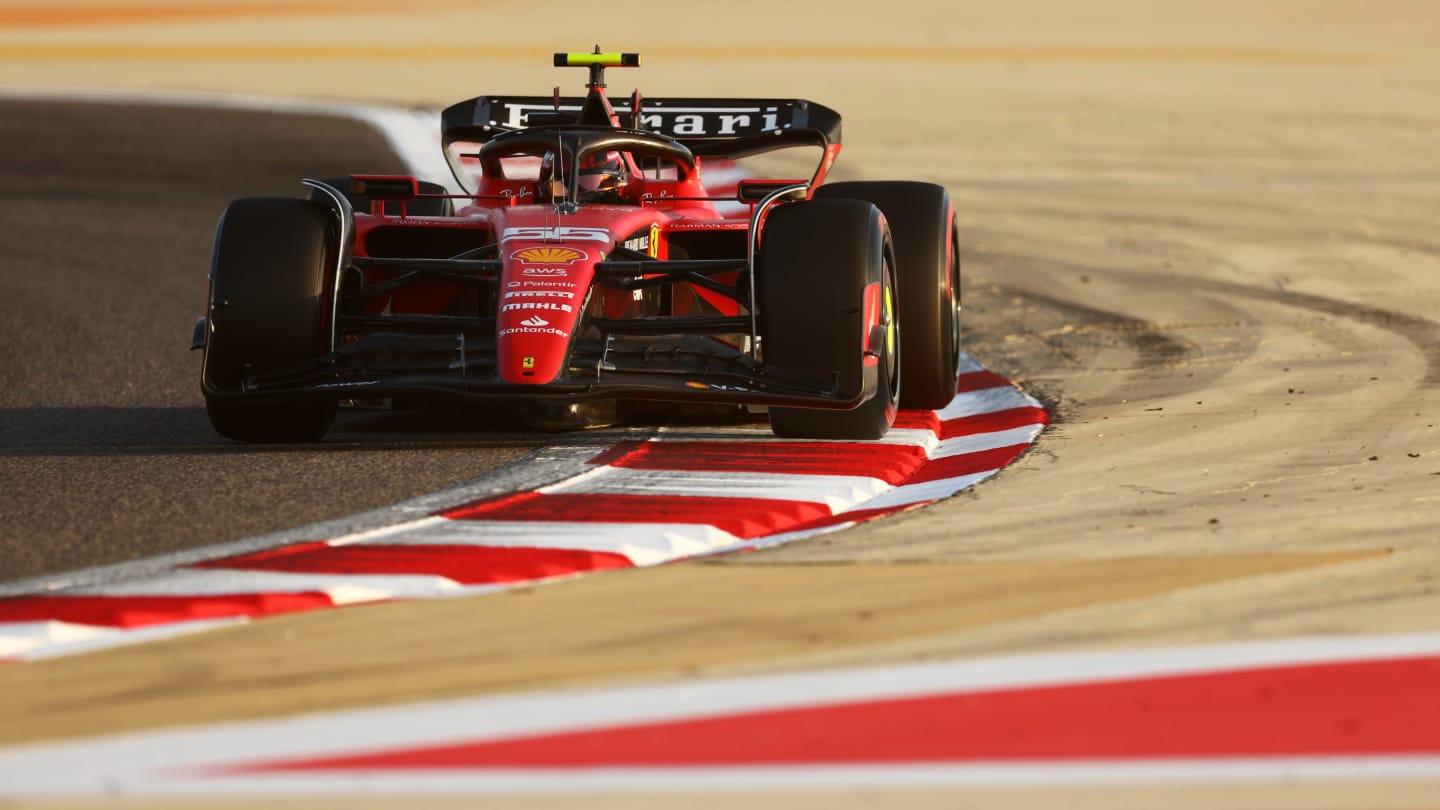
[814,181,961,409]
[759,198,899,440]
[201,197,337,443]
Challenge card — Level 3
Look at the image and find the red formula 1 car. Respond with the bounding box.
[195,51,962,442]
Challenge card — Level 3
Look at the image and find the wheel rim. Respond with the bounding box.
[884,257,900,405]
[949,237,962,370]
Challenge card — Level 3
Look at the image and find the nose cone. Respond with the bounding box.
[497,245,593,383]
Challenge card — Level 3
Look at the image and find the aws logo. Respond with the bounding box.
[511,246,587,264]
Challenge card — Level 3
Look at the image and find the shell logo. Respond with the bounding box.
[512,247,586,264]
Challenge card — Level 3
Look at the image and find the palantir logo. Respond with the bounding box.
[521,315,549,328]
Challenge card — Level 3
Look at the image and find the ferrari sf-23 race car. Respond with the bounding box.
[195,50,962,442]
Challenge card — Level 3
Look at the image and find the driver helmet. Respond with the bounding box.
[577,150,628,199]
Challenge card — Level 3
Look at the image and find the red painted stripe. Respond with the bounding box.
[908,444,1030,484]
[774,504,919,536]
[440,492,830,540]
[588,441,929,485]
[239,655,1440,771]
[193,543,632,584]
[891,409,942,434]
[0,592,332,629]
[938,406,1049,440]
[955,370,1012,393]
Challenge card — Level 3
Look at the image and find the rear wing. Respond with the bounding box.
[441,95,841,152]
[441,95,843,195]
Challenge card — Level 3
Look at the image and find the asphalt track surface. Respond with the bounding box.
[0,100,542,584]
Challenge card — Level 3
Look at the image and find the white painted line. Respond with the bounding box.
[651,425,943,450]
[68,569,465,602]
[0,620,122,657]
[937,386,1041,420]
[843,472,998,511]
[369,520,741,566]
[2,617,245,662]
[109,758,1440,796]
[932,423,1049,458]
[542,468,890,512]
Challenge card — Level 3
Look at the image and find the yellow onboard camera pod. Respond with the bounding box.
[553,52,641,68]
[555,51,641,90]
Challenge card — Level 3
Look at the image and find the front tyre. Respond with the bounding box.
[815,181,961,409]
[760,199,899,440]
[201,197,337,443]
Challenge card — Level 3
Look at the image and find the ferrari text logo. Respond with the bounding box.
[501,103,782,136]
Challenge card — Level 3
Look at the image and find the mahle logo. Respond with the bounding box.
[512,246,586,264]
[503,302,573,313]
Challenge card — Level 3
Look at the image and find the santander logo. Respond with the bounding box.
[520,315,549,327]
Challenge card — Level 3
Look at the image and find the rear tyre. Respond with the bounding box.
[202,197,337,443]
[310,176,453,216]
[815,181,961,409]
[760,199,899,440]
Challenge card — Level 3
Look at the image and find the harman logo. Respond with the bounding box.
[503,302,573,313]
[520,315,549,327]
[512,246,586,264]
[669,221,748,230]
